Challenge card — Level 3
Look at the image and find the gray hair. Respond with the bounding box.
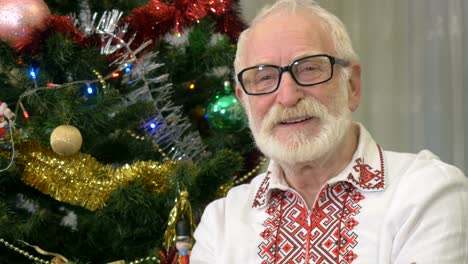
[234,0,358,87]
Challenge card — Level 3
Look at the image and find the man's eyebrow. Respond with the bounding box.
[247,54,316,67]
[291,51,322,60]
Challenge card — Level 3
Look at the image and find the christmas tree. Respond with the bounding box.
[0,0,264,263]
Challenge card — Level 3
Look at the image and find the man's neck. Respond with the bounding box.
[278,124,360,209]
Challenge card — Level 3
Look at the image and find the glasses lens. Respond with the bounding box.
[292,56,332,85]
[241,65,279,94]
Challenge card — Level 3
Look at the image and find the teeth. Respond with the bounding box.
[281,117,311,124]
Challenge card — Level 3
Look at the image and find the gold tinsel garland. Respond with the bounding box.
[162,190,196,251]
[0,141,269,263]
[3,141,177,211]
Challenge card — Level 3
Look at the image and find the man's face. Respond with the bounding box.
[236,11,358,165]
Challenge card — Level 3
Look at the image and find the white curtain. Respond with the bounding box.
[239,0,467,172]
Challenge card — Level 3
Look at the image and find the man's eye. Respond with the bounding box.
[298,62,322,72]
[257,74,274,81]
[302,66,319,72]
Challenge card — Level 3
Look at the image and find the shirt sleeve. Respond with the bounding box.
[190,198,226,264]
[390,160,468,263]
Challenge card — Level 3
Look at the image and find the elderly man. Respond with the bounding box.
[191,0,468,263]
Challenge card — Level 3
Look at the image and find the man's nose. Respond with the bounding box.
[275,72,304,107]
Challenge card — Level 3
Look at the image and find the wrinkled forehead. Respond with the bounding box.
[241,10,335,66]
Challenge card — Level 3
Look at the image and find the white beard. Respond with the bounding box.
[244,82,352,165]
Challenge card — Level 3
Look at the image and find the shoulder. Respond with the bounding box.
[200,172,269,216]
[193,172,267,242]
[191,173,269,262]
[384,149,467,210]
[385,149,466,186]
[380,150,468,261]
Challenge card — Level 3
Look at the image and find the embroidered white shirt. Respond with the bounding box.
[191,124,468,264]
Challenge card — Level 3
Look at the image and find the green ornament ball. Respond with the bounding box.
[206,93,247,132]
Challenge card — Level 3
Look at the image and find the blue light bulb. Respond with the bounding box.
[125,65,132,73]
[87,86,94,95]
[29,68,37,79]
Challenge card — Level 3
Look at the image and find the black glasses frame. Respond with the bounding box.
[237,54,349,96]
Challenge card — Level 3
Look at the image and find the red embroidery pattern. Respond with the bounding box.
[258,182,365,264]
[347,144,385,190]
[252,173,271,208]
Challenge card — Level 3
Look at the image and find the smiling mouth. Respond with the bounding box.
[279,116,314,125]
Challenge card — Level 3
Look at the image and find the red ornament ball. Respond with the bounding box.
[0,0,50,47]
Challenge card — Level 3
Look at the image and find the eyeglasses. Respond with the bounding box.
[237,54,349,96]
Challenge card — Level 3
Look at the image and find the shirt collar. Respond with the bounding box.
[252,123,386,209]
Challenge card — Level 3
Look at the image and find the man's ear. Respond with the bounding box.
[235,85,246,109]
[347,63,362,112]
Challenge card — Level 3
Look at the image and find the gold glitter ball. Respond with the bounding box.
[50,125,83,156]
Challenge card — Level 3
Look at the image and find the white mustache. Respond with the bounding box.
[261,98,329,132]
